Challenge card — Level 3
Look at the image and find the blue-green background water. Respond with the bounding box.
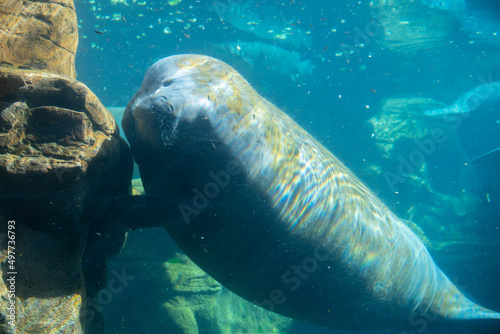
[73,0,500,333]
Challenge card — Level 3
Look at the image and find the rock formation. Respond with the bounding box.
[0,1,133,333]
[365,97,478,240]
[0,0,78,78]
[161,253,292,334]
[103,242,293,334]
[371,0,456,54]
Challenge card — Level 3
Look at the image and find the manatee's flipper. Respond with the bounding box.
[108,194,183,229]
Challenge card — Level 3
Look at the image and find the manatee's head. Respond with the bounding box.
[123,54,250,195]
[123,54,241,152]
[124,56,186,149]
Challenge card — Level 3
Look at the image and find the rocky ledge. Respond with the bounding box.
[0,68,133,334]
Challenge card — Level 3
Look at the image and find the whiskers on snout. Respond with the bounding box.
[131,93,179,147]
[160,114,178,147]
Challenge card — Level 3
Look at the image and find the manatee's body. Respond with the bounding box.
[123,54,500,330]
[425,81,500,116]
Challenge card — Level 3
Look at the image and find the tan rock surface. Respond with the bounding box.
[0,0,134,333]
[0,67,133,334]
[0,0,77,78]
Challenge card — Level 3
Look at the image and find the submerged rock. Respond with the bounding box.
[161,253,293,334]
[368,97,448,159]
[102,230,292,334]
[0,1,133,332]
[0,68,133,334]
[372,0,456,54]
[365,97,478,240]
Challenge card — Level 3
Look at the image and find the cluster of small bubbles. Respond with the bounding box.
[82,0,216,46]
[91,41,104,51]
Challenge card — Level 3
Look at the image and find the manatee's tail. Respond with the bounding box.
[430,271,500,322]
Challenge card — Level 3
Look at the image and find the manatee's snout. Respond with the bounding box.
[132,92,179,147]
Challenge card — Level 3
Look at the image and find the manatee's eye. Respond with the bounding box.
[162,79,173,87]
[158,95,174,112]
[159,97,173,113]
[151,95,173,114]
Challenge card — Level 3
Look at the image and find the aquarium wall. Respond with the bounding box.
[1,0,499,333]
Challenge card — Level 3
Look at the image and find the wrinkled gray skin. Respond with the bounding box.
[123,54,500,330]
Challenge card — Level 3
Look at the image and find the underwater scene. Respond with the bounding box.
[0,0,500,333]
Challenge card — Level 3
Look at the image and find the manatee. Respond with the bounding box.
[122,54,500,330]
[425,81,500,116]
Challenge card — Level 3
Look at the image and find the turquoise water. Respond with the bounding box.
[74,1,500,333]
